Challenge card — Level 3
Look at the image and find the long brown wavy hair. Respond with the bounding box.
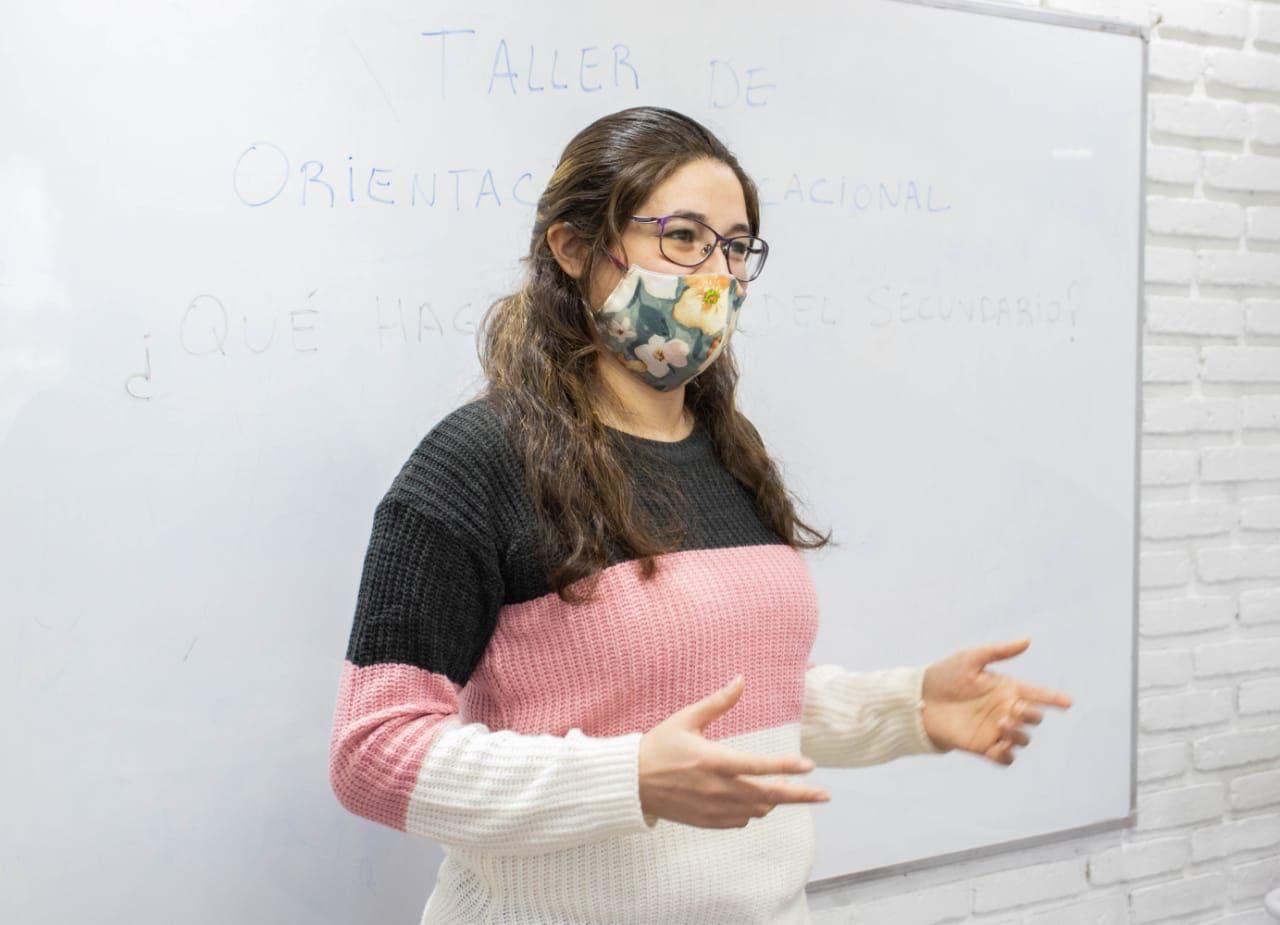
[476,105,832,604]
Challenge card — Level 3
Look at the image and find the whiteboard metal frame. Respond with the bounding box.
[807,0,1148,892]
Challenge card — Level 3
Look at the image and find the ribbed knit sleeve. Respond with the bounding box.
[328,494,658,857]
[799,662,948,767]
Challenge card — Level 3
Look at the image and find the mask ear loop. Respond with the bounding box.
[595,223,629,272]
[560,219,630,275]
[587,243,637,330]
[597,248,634,322]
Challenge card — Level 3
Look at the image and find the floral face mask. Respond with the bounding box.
[592,263,747,392]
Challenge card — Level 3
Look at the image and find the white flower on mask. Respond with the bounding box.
[635,334,690,377]
[672,275,732,336]
[606,314,635,340]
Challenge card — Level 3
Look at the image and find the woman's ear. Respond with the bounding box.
[545,221,589,280]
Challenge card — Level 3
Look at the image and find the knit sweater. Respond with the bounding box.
[328,397,943,924]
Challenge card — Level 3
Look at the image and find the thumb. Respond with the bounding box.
[676,674,745,729]
[972,636,1031,668]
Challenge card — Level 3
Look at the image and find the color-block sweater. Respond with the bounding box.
[328,397,943,925]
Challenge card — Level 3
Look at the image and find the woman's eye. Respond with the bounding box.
[664,230,695,242]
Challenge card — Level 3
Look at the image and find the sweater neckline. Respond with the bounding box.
[605,418,711,463]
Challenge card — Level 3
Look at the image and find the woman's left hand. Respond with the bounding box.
[920,637,1072,765]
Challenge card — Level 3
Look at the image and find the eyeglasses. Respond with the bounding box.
[626,214,769,283]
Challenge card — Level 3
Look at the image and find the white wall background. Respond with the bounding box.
[811,1,1280,922]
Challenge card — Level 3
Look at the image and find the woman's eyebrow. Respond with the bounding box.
[669,209,751,235]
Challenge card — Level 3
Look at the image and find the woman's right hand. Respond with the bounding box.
[637,674,830,828]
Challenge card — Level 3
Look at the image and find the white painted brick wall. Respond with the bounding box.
[1089,836,1189,885]
[810,0,1280,922]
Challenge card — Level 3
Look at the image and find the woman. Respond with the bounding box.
[328,105,1072,924]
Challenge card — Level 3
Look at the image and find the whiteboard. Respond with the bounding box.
[0,0,1145,920]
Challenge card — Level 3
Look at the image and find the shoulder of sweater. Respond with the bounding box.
[382,396,520,545]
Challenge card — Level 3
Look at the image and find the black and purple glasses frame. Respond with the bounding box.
[604,214,770,283]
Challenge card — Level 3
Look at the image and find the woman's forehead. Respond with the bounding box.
[637,162,749,229]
